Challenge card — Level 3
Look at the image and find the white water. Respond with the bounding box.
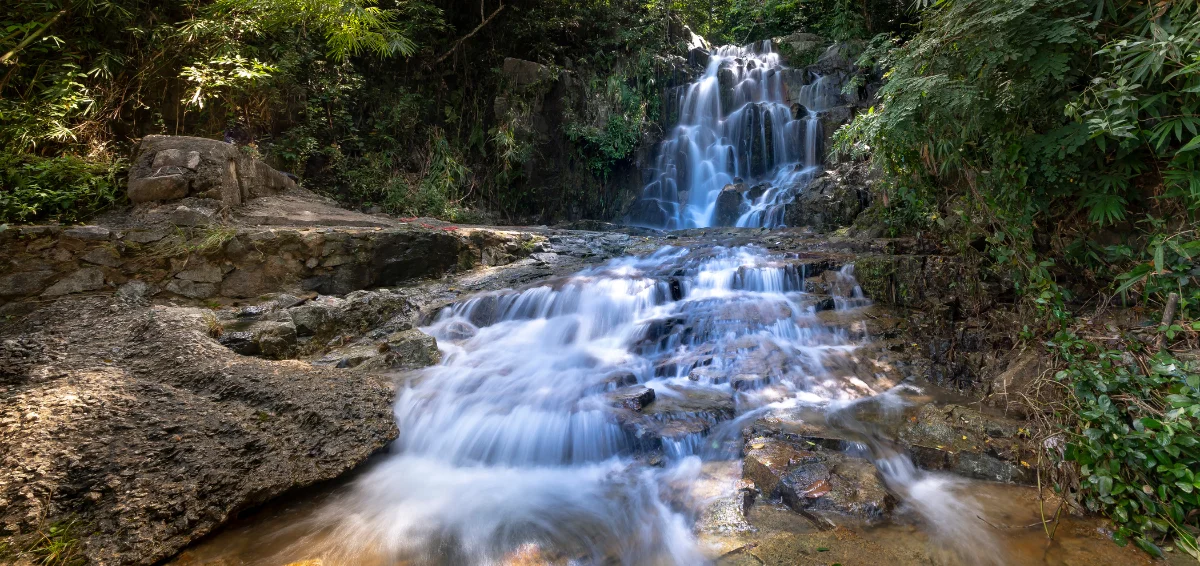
[284,246,903,564]
[189,244,1016,566]
[631,42,842,229]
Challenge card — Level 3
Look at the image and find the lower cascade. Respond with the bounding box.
[191,244,1022,565]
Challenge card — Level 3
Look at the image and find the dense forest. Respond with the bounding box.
[2,0,1198,558]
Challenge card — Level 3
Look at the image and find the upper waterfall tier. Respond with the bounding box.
[630,41,841,230]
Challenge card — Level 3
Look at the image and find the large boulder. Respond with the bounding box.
[776,32,826,67]
[714,183,746,226]
[783,170,869,232]
[743,436,893,519]
[127,135,296,206]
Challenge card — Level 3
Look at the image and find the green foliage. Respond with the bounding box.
[837,0,1200,241]
[647,0,902,44]
[838,0,1200,551]
[565,74,649,178]
[0,154,126,224]
[1050,336,1200,558]
[210,0,428,60]
[1114,230,1200,318]
[23,518,85,566]
[180,55,278,110]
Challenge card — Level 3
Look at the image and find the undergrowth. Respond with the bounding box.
[1014,230,1200,557]
[24,518,85,566]
[833,0,1200,554]
[0,154,127,224]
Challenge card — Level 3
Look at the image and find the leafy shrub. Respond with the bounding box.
[565,74,649,179]
[0,154,126,224]
[837,0,1200,552]
[1051,337,1200,558]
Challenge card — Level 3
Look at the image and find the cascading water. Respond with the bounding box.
[211,245,1008,565]
[630,42,842,229]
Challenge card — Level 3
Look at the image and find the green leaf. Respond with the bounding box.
[1134,537,1164,557]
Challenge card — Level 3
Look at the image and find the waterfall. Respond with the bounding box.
[630,41,840,229]
[276,246,880,564]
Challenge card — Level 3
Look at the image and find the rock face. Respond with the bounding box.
[127,135,296,205]
[714,184,746,226]
[0,297,398,565]
[783,167,870,232]
[0,224,548,307]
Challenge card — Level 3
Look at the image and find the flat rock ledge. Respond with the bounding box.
[0,296,399,565]
[0,223,544,313]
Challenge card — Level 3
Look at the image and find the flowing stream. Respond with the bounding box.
[173,44,1167,566]
[177,244,1033,565]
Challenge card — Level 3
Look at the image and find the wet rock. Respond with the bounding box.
[688,365,728,384]
[715,185,744,227]
[731,374,771,391]
[898,404,1034,484]
[439,320,478,341]
[378,328,441,370]
[321,329,439,371]
[746,183,770,201]
[370,231,465,286]
[819,106,854,149]
[783,167,869,232]
[718,66,736,116]
[745,437,892,519]
[815,42,856,74]
[743,437,814,497]
[42,268,106,296]
[696,480,758,537]
[619,386,734,451]
[610,385,656,411]
[0,271,56,297]
[779,450,892,519]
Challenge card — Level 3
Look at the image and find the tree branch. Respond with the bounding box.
[431,2,504,67]
[0,10,67,65]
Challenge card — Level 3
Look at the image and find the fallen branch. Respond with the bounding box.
[1155,292,1180,350]
[431,2,505,67]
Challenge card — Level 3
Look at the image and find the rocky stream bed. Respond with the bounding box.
[1,201,1185,565]
[0,42,1188,563]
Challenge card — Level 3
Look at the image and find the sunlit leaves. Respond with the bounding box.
[180,56,277,109]
[211,0,423,61]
